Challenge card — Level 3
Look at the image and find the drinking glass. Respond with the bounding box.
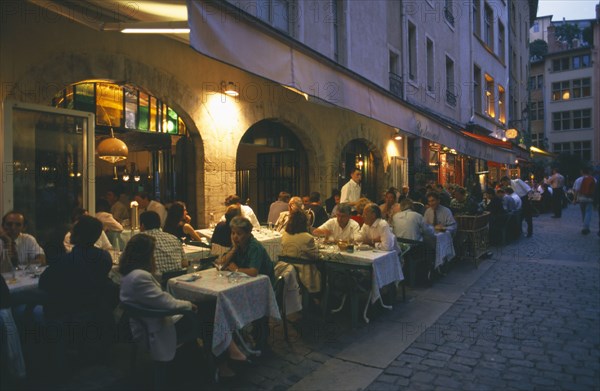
[180,236,187,247]
[214,261,225,277]
[355,240,363,252]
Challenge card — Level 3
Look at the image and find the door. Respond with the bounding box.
[2,100,95,245]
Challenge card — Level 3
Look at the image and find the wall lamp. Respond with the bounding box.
[222,81,239,97]
[392,128,403,140]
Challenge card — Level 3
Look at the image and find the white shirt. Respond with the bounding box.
[219,204,261,230]
[14,233,45,263]
[392,210,434,242]
[423,205,457,236]
[63,231,113,253]
[110,201,129,223]
[510,193,522,210]
[317,217,360,242]
[146,200,167,228]
[95,211,124,232]
[340,179,361,203]
[510,179,532,198]
[356,218,399,253]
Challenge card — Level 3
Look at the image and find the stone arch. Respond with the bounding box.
[8,51,206,222]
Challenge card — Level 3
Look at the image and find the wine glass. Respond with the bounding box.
[214,261,225,277]
[355,239,363,252]
[180,236,187,247]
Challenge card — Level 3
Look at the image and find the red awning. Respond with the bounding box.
[460,131,512,148]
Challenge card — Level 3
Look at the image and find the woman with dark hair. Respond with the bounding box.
[163,202,203,242]
[280,211,320,293]
[120,234,246,376]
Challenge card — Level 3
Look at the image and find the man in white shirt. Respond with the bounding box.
[340,168,362,206]
[134,192,167,227]
[105,189,129,223]
[506,187,522,210]
[2,211,45,266]
[221,195,260,230]
[313,204,360,242]
[267,192,290,225]
[423,192,457,236]
[548,168,565,218]
[392,199,434,242]
[356,203,399,252]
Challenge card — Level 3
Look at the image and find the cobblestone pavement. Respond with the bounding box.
[367,207,600,391]
[24,206,598,390]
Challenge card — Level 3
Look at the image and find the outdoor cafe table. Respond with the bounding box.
[429,231,456,270]
[167,268,280,356]
[319,247,404,324]
[197,228,282,261]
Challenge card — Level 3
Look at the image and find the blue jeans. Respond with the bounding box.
[579,199,593,230]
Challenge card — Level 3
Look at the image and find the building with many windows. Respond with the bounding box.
[1,0,535,245]
[529,14,598,169]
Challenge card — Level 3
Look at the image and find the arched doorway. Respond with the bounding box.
[50,80,197,217]
[339,139,380,202]
[236,120,308,223]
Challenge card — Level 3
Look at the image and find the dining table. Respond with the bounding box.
[197,227,282,261]
[319,245,404,325]
[167,268,280,356]
[431,231,456,270]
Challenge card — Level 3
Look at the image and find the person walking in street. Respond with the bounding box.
[548,168,565,218]
[572,167,596,235]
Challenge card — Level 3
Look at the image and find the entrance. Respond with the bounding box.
[236,120,308,222]
[2,100,95,245]
[339,140,379,202]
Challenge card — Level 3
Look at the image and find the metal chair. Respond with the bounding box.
[120,302,206,389]
[397,238,429,288]
[273,276,288,342]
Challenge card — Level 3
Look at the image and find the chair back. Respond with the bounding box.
[277,255,317,265]
[196,255,219,271]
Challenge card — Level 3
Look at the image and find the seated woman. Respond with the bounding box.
[119,234,246,376]
[210,205,241,257]
[274,196,313,233]
[280,211,320,294]
[218,216,274,284]
[163,202,204,242]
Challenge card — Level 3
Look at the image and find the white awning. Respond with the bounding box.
[187,0,515,164]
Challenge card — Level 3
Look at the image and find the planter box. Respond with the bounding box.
[455,212,490,231]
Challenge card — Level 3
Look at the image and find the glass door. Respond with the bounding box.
[2,100,95,245]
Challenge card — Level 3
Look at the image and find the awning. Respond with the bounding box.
[530,146,556,157]
[187,0,515,165]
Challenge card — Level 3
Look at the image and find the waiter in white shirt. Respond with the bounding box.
[340,168,362,206]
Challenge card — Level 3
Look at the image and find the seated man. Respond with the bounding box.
[105,189,129,223]
[135,192,167,228]
[140,211,186,276]
[379,189,400,224]
[498,188,517,212]
[218,216,274,284]
[392,199,434,242]
[267,192,290,225]
[221,195,260,230]
[355,203,399,252]
[1,211,45,267]
[423,192,457,236]
[505,187,522,210]
[449,187,479,215]
[313,203,360,242]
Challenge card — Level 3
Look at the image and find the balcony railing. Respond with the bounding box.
[389,72,403,99]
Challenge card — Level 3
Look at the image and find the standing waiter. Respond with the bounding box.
[548,168,565,218]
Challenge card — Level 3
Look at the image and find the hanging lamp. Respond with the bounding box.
[97,128,128,163]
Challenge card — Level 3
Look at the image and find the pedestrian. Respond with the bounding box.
[572,167,596,235]
[548,168,565,218]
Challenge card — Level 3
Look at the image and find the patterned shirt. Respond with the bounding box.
[141,229,185,275]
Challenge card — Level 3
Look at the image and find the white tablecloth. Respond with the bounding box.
[321,248,404,304]
[433,232,456,269]
[3,269,45,294]
[197,228,282,262]
[167,268,280,356]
